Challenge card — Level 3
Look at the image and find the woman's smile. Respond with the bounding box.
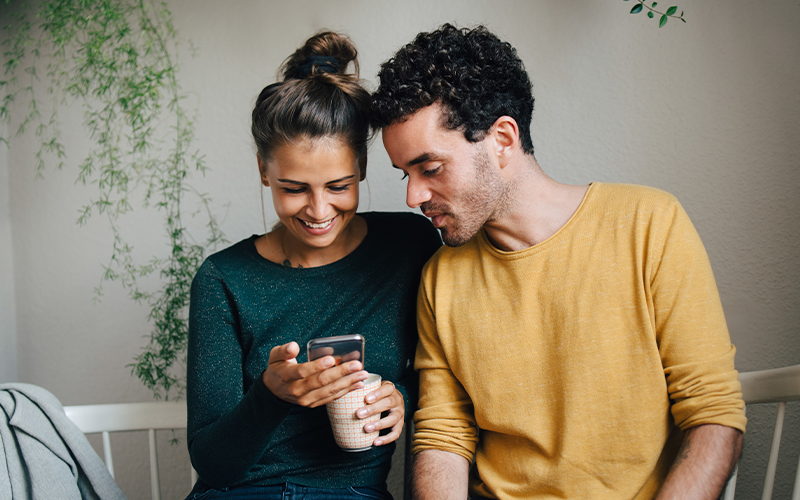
[299,215,337,232]
[259,137,367,267]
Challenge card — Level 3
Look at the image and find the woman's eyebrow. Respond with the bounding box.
[326,175,355,184]
[276,174,355,185]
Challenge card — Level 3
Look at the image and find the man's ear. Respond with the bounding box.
[490,116,520,168]
[257,155,269,186]
[358,155,367,181]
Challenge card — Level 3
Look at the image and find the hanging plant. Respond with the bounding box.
[1,0,225,399]
[625,0,686,28]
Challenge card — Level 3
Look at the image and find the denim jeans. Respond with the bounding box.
[185,481,393,500]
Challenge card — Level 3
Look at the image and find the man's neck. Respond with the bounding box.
[483,158,589,252]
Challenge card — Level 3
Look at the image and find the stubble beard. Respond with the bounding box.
[424,146,509,247]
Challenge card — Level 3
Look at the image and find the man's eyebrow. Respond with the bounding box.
[392,153,436,170]
[408,153,433,166]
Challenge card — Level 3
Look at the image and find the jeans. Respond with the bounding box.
[185,481,394,500]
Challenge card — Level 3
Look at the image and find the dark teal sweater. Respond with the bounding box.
[186,212,441,489]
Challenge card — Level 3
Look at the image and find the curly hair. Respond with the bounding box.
[371,24,535,155]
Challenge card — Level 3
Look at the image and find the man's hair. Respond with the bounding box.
[371,24,535,155]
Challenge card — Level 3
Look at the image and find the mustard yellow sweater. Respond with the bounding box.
[413,183,746,500]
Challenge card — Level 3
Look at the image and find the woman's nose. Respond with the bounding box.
[307,191,329,219]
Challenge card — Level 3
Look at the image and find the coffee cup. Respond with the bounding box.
[325,373,382,452]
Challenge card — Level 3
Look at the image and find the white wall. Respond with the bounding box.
[3,1,799,499]
[0,122,17,383]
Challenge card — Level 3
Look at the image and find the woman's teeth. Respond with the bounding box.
[302,218,334,229]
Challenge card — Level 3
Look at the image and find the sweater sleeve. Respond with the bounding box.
[649,201,746,432]
[411,268,479,462]
[186,259,294,488]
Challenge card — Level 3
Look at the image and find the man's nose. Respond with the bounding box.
[406,176,431,209]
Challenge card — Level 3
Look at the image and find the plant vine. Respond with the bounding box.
[1,0,225,399]
[624,0,686,28]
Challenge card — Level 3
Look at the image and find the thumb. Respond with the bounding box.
[269,341,299,364]
[284,341,300,359]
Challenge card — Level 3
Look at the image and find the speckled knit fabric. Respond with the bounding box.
[186,212,441,490]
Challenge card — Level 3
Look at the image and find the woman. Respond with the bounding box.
[185,31,441,500]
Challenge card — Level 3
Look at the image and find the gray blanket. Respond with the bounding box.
[0,383,126,500]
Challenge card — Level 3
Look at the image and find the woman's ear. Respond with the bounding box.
[490,116,520,169]
[358,155,367,181]
[257,155,269,186]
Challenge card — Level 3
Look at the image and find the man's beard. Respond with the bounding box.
[423,147,508,247]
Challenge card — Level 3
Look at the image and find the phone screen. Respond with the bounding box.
[307,334,364,366]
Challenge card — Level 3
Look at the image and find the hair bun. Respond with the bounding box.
[281,31,359,80]
[253,30,371,165]
[294,55,340,78]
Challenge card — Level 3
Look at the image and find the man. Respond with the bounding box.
[370,24,746,500]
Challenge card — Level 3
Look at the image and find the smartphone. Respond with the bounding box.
[307,334,364,367]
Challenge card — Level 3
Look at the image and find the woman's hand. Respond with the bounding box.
[356,381,405,446]
[262,341,368,407]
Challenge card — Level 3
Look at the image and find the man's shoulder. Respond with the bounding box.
[586,182,686,227]
[591,182,680,209]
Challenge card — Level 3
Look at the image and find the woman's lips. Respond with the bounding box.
[298,215,337,234]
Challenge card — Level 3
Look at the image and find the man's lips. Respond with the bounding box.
[423,211,447,228]
[422,202,452,228]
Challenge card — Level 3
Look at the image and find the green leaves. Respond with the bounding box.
[625,1,686,28]
[2,0,226,400]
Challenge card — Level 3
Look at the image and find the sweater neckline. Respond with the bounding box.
[477,182,599,260]
[245,213,376,275]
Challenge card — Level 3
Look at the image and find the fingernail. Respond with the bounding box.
[366,393,376,403]
[364,424,374,432]
[357,409,368,418]
[321,357,334,368]
[373,439,382,446]
[348,362,362,373]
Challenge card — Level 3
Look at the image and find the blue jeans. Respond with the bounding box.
[185,481,393,500]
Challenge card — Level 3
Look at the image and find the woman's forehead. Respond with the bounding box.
[269,137,359,180]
